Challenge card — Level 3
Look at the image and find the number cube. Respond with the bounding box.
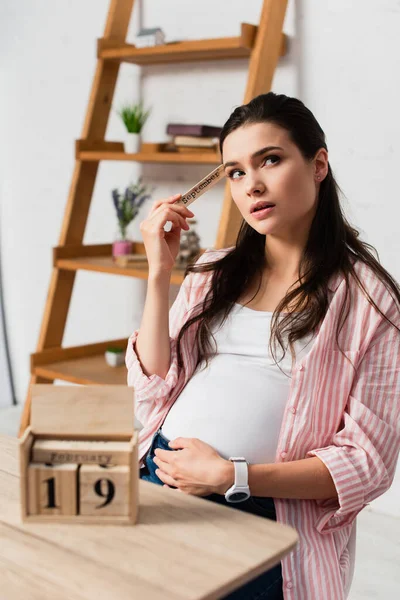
[79,464,130,516]
[28,463,78,516]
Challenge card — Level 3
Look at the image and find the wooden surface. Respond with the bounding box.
[97,25,286,65]
[30,385,134,438]
[76,139,221,163]
[33,354,128,385]
[31,338,128,385]
[0,435,298,600]
[52,242,192,284]
[78,150,221,164]
[55,256,187,284]
[52,241,205,261]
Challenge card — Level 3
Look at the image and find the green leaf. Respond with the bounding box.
[116,101,152,133]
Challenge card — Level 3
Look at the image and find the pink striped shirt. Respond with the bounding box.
[126,247,400,600]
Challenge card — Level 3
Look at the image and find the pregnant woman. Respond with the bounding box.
[126,92,400,600]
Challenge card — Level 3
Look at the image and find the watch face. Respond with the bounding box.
[229,491,249,502]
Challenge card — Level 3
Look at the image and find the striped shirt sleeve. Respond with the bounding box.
[307,290,400,534]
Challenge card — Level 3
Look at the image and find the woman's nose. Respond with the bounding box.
[245,177,266,196]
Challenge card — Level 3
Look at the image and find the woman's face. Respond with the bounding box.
[222,122,328,237]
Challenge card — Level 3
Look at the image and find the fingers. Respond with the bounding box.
[149,194,194,219]
[153,455,170,471]
[141,194,195,236]
[159,209,189,231]
[138,192,196,273]
[155,468,179,488]
[140,208,189,234]
[150,193,181,213]
[163,484,182,492]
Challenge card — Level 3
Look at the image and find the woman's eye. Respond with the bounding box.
[263,155,280,166]
[228,169,244,180]
[227,155,280,180]
[227,169,243,179]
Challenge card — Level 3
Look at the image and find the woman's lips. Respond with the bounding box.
[251,206,275,220]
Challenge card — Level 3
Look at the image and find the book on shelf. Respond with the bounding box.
[166,123,222,137]
[172,135,218,148]
[163,142,218,154]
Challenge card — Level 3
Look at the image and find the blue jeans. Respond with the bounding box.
[140,428,284,600]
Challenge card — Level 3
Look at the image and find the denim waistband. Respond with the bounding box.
[156,428,171,444]
[147,428,171,455]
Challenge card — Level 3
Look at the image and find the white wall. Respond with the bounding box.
[1,0,399,517]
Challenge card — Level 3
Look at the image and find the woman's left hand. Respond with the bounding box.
[153,437,234,496]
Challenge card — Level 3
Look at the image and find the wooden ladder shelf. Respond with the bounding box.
[19,0,288,435]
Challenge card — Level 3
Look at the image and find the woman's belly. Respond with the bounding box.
[161,353,292,464]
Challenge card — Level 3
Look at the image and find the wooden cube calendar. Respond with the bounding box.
[19,384,139,525]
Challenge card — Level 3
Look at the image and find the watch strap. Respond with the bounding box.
[229,457,248,487]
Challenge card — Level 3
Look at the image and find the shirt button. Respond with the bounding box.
[281,451,287,459]
[286,582,293,589]
[290,407,296,414]
[297,364,304,371]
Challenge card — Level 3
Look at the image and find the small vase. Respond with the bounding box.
[125,133,140,154]
[112,239,133,258]
[105,350,125,367]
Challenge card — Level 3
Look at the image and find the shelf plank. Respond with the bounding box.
[78,150,220,164]
[33,354,127,386]
[100,40,252,65]
[53,244,207,286]
[31,339,129,386]
[97,23,263,65]
[55,255,186,285]
[97,28,286,66]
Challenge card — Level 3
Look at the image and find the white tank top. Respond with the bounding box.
[161,303,316,464]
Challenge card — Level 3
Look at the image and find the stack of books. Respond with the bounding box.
[165,123,222,153]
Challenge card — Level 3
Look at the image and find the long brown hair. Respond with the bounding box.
[176,92,400,376]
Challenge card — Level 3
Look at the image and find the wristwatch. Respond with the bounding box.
[224,457,251,503]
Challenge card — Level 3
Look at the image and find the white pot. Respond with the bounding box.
[105,351,125,367]
[124,133,140,154]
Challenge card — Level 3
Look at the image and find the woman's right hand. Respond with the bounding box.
[139,194,194,276]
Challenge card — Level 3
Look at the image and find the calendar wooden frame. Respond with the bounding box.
[19,384,138,525]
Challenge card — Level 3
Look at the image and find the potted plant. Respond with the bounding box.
[105,346,125,367]
[116,101,151,153]
[111,177,153,258]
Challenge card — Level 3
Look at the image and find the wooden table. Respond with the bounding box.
[0,434,298,600]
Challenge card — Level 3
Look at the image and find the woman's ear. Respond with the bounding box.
[314,148,328,181]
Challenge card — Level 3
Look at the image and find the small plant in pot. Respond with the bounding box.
[112,178,153,258]
[105,346,125,367]
[116,101,151,153]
